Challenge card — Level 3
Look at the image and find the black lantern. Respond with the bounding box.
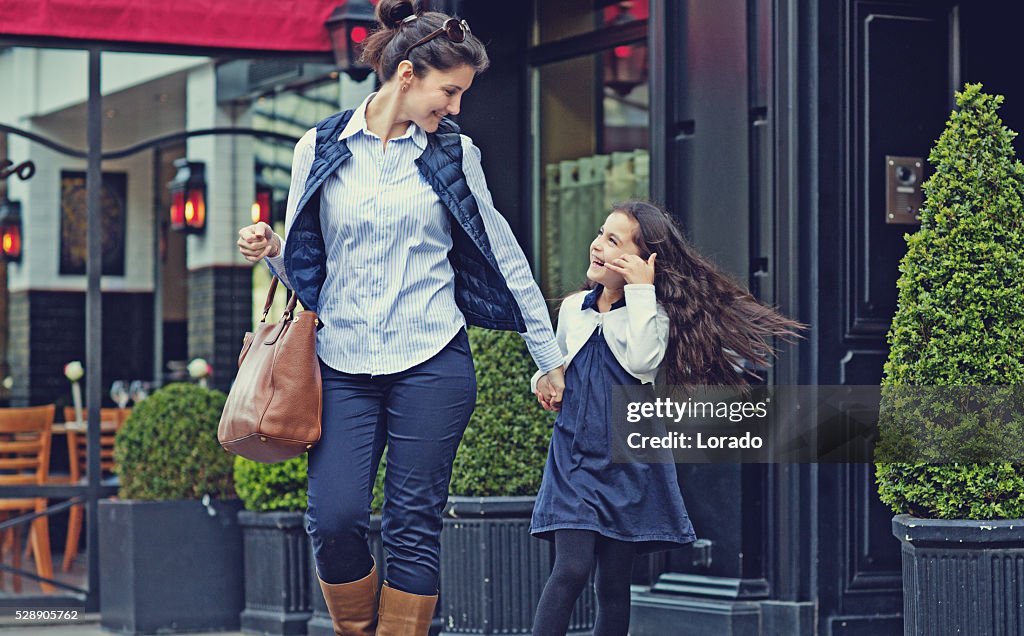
[168,159,207,234]
[0,199,22,263]
[325,0,377,82]
[604,2,648,97]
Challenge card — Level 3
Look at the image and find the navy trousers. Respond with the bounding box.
[306,329,476,596]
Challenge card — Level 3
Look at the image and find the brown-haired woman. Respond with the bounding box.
[236,1,566,633]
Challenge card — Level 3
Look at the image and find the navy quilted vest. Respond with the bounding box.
[283,110,527,332]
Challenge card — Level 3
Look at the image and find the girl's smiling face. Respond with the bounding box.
[587,211,643,287]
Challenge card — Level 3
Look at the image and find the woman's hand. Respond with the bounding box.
[605,253,657,285]
[535,366,565,412]
[237,222,281,263]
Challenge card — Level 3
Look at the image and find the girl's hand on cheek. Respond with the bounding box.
[605,253,657,285]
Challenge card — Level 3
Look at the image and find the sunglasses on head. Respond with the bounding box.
[403,16,471,59]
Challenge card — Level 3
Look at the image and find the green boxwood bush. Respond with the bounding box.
[234,453,386,513]
[114,382,234,500]
[875,84,1024,519]
[234,455,308,512]
[449,327,556,497]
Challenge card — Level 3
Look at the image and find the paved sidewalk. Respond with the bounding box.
[0,615,246,635]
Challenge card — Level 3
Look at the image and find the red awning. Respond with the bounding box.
[0,0,349,55]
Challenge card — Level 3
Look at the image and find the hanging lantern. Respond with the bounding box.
[604,2,648,97]
[251,177,273,226]
[325,0,377,82]
[0,199,22,263]
[168,159,206,234]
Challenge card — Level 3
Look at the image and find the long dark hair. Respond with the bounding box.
[605,200,805,387]
[360,0,489,82]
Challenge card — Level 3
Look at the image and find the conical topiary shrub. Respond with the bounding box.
[875,83,1024,520]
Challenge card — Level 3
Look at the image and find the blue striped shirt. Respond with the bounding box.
[264,94,563,376]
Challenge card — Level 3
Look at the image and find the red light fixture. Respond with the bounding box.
[604,2,648,97]
[325,0,377,82]
[251,179,273,226]
[168,159,207,234]
[0,199,22,263]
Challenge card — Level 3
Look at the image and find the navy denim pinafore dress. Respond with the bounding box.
[530,289,696,553]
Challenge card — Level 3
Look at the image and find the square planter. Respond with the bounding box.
[893,514,1024,636]
[239,511,312,635]
[440,496,595,635]
[99,498,244,634]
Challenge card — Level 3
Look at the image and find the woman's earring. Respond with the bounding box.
[401,84,410,93]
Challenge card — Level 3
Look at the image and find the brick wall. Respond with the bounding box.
[188,266,252,393]
[7,290,154,408]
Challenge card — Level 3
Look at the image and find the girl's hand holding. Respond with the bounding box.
[605,253,657,285]
[535,366,565,412]
[237,222,281,263]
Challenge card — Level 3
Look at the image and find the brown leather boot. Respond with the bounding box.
[376,583,438,636]
[317,563,379,636]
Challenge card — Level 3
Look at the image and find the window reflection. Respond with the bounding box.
[537,44,650,298]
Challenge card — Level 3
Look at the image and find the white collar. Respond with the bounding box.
[338,92,428,150]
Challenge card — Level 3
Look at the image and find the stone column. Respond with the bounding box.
[184,63,255,394]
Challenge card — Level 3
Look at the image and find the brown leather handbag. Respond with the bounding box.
[218,278,322,463]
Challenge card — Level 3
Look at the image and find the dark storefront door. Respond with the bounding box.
[635,0,1021,633]
[815,2,952,633]
[815,1,1023,634]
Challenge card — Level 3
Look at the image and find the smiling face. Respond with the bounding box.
[402,63,475,132]
[587,211,644,287]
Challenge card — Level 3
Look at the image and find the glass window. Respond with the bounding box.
[535,0,649,45]
[535,42,650,298]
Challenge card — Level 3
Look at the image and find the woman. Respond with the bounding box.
[236,1,565,633]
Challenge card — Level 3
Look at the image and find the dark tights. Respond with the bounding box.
[532,530,636,636]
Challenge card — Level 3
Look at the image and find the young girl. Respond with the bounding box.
[529,200,803,635]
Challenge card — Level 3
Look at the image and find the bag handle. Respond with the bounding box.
[261,279,278,321]
[260,278,299,322]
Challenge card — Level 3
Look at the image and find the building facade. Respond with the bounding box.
[1,0,1019,631]
[454,1,1018,634]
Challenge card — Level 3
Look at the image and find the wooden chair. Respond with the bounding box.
[60,406,129,573]
[0,405,56,593]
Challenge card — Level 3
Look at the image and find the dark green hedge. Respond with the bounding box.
[234,452,385,513]
[234,455,308,512]
[449,327,556,497]
[875,84,1024,519]
[114,382,234,501]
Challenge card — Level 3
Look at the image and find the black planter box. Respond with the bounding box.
[98,498,245,634]
[239,511,312,635]
[440,496,595,635]
[893,514,1024,636]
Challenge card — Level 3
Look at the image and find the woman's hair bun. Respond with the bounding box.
[376,0,416,29]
